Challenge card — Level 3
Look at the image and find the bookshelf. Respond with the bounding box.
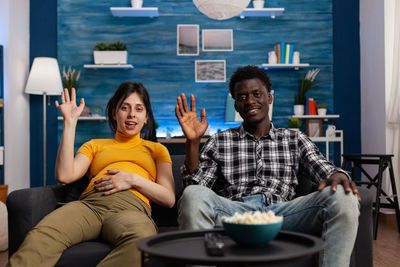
[260,63,310,70]
[57,116,107,121]
[110,7,159,17]
[292,114,340,121]
[238,8,285,19]
[309,130,343,163]
[83,64,134,69]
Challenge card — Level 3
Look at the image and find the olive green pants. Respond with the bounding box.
[8,190,157,267]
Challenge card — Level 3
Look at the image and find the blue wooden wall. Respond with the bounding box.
[57,0,334,147]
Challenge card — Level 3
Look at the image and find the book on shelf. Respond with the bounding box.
[288,44,294,64]
[274,43,281,64]
[304,96,309,115]
[273,42,295,65]
[285,44,290,64]
[280,41,285,64]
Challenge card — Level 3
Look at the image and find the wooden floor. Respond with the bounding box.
[0,214,399,266]
[373,213,400,266]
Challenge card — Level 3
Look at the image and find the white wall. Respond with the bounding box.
[0,0,31,192]
[360,0,400,208]
[384,0,400,204]
[360,0,386,154]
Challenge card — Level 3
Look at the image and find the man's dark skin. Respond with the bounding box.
[175,77,360,200]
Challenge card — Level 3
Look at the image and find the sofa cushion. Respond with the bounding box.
[56,241,112,267]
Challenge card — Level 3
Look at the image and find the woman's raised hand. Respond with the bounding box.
[55,88,85,122]
[175,93,208,141]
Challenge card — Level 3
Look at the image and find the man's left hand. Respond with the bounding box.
[318,172,361,201]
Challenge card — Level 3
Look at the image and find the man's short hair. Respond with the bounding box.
[229,65,272,99]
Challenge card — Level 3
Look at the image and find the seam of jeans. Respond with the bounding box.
[280,205,325,218]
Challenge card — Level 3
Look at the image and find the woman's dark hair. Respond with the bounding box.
[106,81,157,141]
[229,65,272,99]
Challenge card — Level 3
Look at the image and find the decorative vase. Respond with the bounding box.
[317,108,327,116]
[131,0,143,8]
[293,105,304,115]
[253,0,265,9]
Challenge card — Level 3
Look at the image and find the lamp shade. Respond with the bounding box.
[25,57,63,95]
[193,0,250,20]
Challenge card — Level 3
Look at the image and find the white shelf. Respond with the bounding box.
[83,64,134,69]
[238,8,285,19]
[110,7,159,17]
[310,136,342,142]
[292,115,340,120]
[309,130,344,163]
[57,116,107,121]
[260,63,310,70]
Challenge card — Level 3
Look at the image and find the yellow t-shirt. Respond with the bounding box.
[77,132,171,209]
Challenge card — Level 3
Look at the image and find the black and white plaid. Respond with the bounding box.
[182,124,346,205]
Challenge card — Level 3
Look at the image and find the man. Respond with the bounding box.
[175,65,360,267]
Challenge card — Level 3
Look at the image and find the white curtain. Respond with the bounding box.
[386,0,400,206]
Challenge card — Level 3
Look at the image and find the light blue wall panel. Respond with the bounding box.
[58,0,333,148]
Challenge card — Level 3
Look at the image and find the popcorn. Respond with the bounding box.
[222,211,283,224]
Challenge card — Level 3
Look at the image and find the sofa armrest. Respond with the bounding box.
[7,185,65,256]
[351,187,373,267]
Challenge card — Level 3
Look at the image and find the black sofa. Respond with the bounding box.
[7,155,373,266]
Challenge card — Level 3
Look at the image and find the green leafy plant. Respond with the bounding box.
[317,103,327,109]
[288,117,302,128]
[61,66,81,96]
[294,68,320,105]
[94,41,128,51]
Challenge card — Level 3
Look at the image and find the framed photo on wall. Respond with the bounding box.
[202,29,233,52]
[177,24,199,56]
[195,60,226,83]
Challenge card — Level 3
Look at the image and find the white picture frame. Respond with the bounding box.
[177,24,199,56]
[202,29,233,52]
[195,60,226,83]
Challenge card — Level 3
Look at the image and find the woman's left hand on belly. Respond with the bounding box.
[94,170,134,195]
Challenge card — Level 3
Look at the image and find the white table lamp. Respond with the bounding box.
[25,57,63,186]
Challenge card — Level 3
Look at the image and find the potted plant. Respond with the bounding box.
[294,68,320,115]
[317,103,327,115]
[61,66,81,96]
[288,117,302,130]
[93,41,128,65]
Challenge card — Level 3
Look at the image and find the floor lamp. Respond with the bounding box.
[25,57,63,186]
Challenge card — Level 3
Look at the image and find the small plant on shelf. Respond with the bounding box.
[93,41,128,65]
[317,103,327,115]
[61,66,81,96]
[94,41,128,51]
[288,117,302,129]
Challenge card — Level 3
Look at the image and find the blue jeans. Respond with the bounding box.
[178,185,360,267]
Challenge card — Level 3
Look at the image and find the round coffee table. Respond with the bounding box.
[137,229,324,266]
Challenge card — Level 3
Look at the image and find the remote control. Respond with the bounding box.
[204,233,225,256]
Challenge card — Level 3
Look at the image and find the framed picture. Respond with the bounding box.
[202,29,233,52]
[195,60,226,83]
[177,24,199,56]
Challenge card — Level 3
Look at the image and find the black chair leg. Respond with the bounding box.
[388,158,400,232]
[372,161,384,240]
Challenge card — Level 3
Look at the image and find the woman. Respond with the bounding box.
[8,82,175,267]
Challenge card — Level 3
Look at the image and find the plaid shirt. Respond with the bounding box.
[182,124,347,205]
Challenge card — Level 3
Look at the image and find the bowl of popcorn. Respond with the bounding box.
[222,211,283,247]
